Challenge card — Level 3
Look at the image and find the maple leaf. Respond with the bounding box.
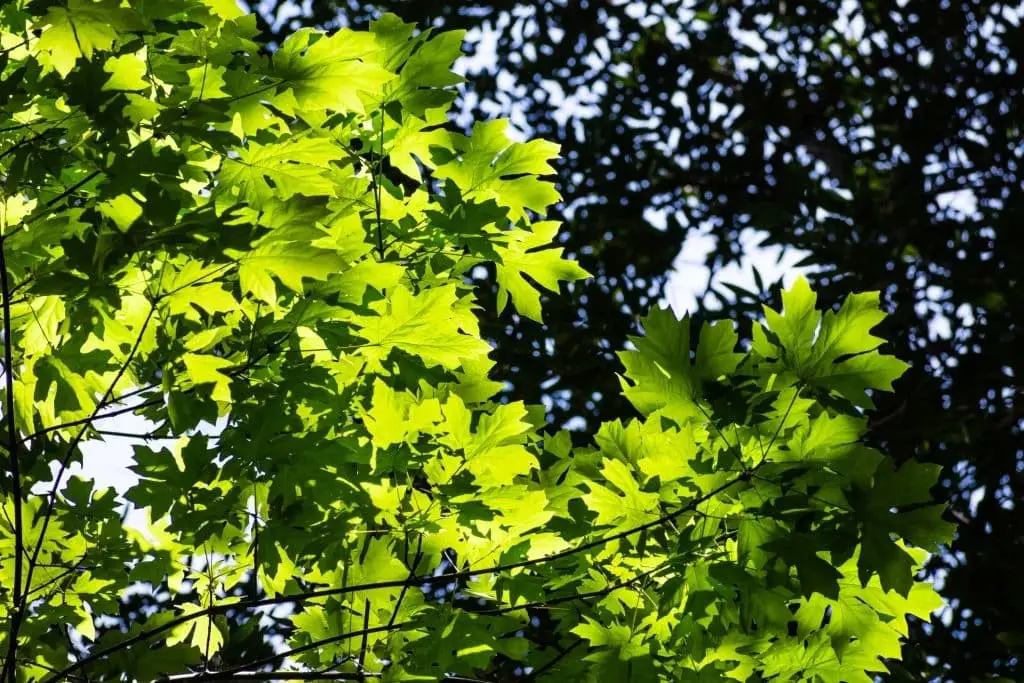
[33,0,139,77]
[383,29,466,114]
[270,28,395,113]
[618,307,705,425]
[443,398,540,487]
[856,460,955,593]
[231,240,346,303]
[583,458,660,529]
[217,138,345,208]
[754,276,909,408]
[435,119,562,221]
[181,353,233,403]
[494,221,591,322]
[102,51,149,91]
[388,108,457,182]
[572,617,647,660]
[353,284,492,369]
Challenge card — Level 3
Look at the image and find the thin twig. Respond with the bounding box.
[760,382,803,465]
[7,306,156,674]
[161,673,378,682]
[388,537,422,630]
[39,470,748,683]
[41,379,810,681]
[357,598,371,682]
[0,240,25,683]
[22,398,163,443]
[374,107,385,262]
[480,560,672,617]
[186,622,407,681]
[521,640,582,682]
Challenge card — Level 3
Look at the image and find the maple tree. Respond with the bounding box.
[0,2,954,682]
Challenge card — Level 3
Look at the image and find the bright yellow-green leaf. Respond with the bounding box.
[436,119,562,220]
[218,138,344,208]
[0,194,37,234]
[755,276,910,407]
[234,241,346,303]
[102,51,148,91]
[695,319,743,380]
[97,194,143,231]
[271,28,395,113]
[34,0,136,77]
[182,353,233,402]
[583,458,660,529]
[354,284,492,369]
[494,221,591,322]
[167,603,224,655]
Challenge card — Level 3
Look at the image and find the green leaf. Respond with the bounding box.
[618,307,705,424]
[271,28,395,113]
[695,320,743,380]
[763,533,843,599]
[232,240,345,303]
[494,221,591,322]
[389,108,457,182]
[167,604,224,655]
[572,617,647,660]
[856,461,954,592]
[217,138,344,208]
[435,119,562,220]
[97,194,143,231]
[187,63,229,99]
[583,458,659,529]
[353,284,492,369]
[102,50,149,91]
[458,400,539,487]
[755,277,909,407]
[34,0,137,77]
[181,353,233,403]
[384,29,466,114]
[0,194,37,233]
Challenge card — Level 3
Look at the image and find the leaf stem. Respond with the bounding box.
[374,107,385,262]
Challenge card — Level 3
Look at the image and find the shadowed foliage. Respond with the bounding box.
[242,2,1024,681]
[0,2,953,681]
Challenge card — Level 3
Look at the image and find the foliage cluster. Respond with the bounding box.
[242,2,1024,680]
[0,2,952,682]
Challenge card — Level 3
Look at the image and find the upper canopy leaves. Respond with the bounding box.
[752,276,910,408]
[0,3,950,682]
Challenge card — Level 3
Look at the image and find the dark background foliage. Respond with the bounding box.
[234,2,1022,681]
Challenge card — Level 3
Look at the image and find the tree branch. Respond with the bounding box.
[479,559,671,617]
[161,673,378,682]
[522,640,582,682]
[357,598,371,682]
[21,395,163,444]
[39,469,750,683]
[40,372,805,683]
[5,305,156,679]
[175,622,407,682]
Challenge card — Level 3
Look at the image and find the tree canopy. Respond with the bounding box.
[0,1,957,681]
[238,1,1023,680]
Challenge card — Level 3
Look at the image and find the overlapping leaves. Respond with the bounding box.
[0,2,951,682]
